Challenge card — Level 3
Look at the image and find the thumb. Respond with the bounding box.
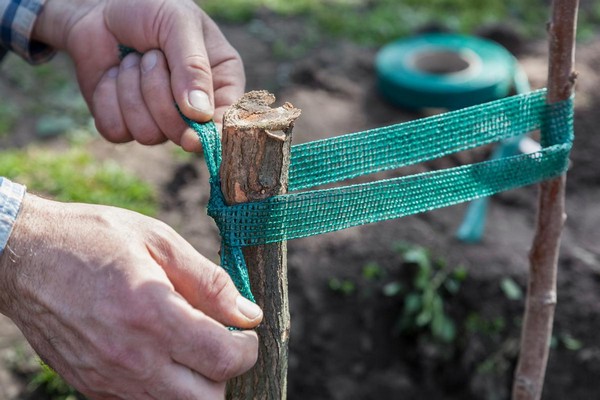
[161,9,215,122]
[105,0,216,121]
[147,229,262,329]
[162,19,215,122]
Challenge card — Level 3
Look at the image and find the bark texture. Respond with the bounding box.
[221,91,301,400]
[512,1,579,399]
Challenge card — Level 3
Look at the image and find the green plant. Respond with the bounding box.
[0,103,17,136]
[0,146,158,216]
[28,362,80,400]
[390,242,467,343]
[465,313,506,338]
[551,332,584,351]
[499,277,523,301]
[328,277,356,295]
[362,261,385,281]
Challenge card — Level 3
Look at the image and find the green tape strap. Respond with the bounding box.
[290,89,546,191]
[212,143,570,247]
[189,90,573,301]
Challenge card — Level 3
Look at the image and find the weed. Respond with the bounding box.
[0,102,17,136]
[28,362,80,400]
[551,332,584,351]
[391,242,467,343]
[465,313,506,339]
[362,262,385,281]
[499,277,523,301]
[328,277,356,295]
[476,338,519,375]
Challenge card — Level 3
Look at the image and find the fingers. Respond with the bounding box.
[156,363,226,400]
[139,50,201,152]
[200,14,246,125]
[117,53,166,145]
[93,51,200,150]
[146,226,263,329]
[95,0,244,149]
[160,11,215,122]
[92,67,132,143]
[165,295,259,382]
[156,5,245,124]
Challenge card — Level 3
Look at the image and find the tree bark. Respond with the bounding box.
[512,1,579,399]
[221,91,301,400]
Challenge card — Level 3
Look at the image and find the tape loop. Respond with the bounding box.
[376,34,517,109]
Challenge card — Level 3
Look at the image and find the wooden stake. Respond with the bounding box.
[512,1,578,399]
[221,91,301,400]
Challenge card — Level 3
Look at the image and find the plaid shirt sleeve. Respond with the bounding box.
[0,177,26,255]
[0,0,55,64]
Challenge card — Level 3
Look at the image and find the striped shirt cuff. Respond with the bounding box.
[0,177,26,255]
[0,0,55,64]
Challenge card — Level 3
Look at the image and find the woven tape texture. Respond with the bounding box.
[189,89,573,300]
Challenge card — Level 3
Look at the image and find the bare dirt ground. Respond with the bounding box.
[1,12,599,400]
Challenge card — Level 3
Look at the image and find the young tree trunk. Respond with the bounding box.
[512,1,579,399]
[221,91,301,400]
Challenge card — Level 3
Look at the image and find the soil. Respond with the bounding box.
[1,12,600,400]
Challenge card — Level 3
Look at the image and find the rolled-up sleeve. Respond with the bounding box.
[0,0,55,64]
[0,177,26,255]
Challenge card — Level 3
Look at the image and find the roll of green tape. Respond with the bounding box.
[376,34,516,109]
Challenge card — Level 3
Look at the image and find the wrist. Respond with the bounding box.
[0,193,32,316]
[32,0,99,50]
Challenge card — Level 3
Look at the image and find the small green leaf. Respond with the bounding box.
[382,281,403,297]
[500,277,523,301]
[435,316,456,343]
[392,241,412,254]
[404,247,431,270]
[453,266,468,281]
[341,280,356,295]
[561,334,583,351]
[328,278,342,291]
[329,278,355,295]
[444,279,460,294]
[362,262,384,280]
[415,309,432,327]
[403,293,422,314]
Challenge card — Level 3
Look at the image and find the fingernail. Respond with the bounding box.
[236,296,262,321]
[107,67,119,79]
[189,90,213,115]
[141,52,157,73]
[121,54,140,70]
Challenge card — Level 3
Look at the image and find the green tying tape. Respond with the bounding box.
[187,90,573,301]
[376,34,517,109]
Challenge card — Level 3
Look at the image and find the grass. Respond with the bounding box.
[0,103,17,136]
[0,146,158,216]
[201,0,600,45]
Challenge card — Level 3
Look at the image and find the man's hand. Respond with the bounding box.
[0,194,262,399]
[32,0,245,152]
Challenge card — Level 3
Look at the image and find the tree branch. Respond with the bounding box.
[221,91,301,400]
[512,1,579,399]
